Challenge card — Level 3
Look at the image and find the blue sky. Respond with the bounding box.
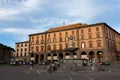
[0,0,120,49]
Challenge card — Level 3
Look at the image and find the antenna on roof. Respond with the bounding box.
[63,21,65,26]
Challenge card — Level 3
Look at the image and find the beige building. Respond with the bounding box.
[14,41,29,62]
[29,22,120,63]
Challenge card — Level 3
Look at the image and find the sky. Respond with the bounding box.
[0,0,120,49]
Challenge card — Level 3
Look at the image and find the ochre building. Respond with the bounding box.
[28,22,120,63]
[14,41,29,62]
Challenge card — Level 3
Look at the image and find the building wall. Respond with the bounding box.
[21,23,120,63]
[15,41,29,62]
[115,33,120,60]
[0,44,14,64]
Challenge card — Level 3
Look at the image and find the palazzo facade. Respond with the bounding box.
[14,41,29,62]
[14,22,120,64]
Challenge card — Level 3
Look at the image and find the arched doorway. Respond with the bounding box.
[81,52,87,59]
[59,53,63,59]
[47,54,51,61]
[40,54,44,63]
[89,51,95,62]
[73,53,77,59]
[53,53,57,61]
[31,53,34,57]
[65,53,70,59]
[97,51,104,62]
[35,54,39,64]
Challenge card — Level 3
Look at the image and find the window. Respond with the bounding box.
[88,33,92,39]
[32,37,34,41]
[41,40,44,44]
[65,43,69,48]
[59,32,62,36]
[72,31,74,34]
[89,41,93,48]
[97,40,101,47]
[81,42,85,48]
[37,36,39,39]
[36,46,39,51]
[96,27,99,31]
[54,33,56,37]
[48,39,51,43]
[41,46,44,51]
[20,53,22,57]
[65,32,68,35]
[53,38,56,43]
[36,40,39,45]
[25,43,27,46]
[31,47,34,51]
[109,41,111,47]
[16,53,18,57]
[96,32,100,38]
[21,44,23,47]
[17,44,19,47]
[21,48,23,52]
[53,44,56,50]
[31,41,34,45]
[65,36,68,42]
[59,37,62,42]
[81,34,84,40]
[48,34,50,37]
[17,49,19,52]
[41,35,43,38]
[24,53,26,56]
[81,29,84,33]
[59,44,62,50]
[48,45,51,51]
[88,28,91,32]
[25,48,27,51]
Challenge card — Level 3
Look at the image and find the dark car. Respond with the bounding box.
[104,61,111,66]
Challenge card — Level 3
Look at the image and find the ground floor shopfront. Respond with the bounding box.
[28,48,117,64]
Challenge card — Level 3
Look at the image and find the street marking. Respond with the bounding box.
[108,70,112,72]
[84,75,94,80]
[36,70,40,74]
[68,75,73,80]
[30,67,33,70]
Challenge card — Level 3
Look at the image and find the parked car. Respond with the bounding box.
[99,61,110,66]
[104,61,111,66]
[10,61,16,64]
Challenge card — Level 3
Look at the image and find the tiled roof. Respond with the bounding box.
[46,23,88,32]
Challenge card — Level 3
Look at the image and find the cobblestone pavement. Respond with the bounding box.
[0,64,120,80]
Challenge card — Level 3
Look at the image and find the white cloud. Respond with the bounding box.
[2,28,45,35]
[56,0,107,22]
[0,0,43,20]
